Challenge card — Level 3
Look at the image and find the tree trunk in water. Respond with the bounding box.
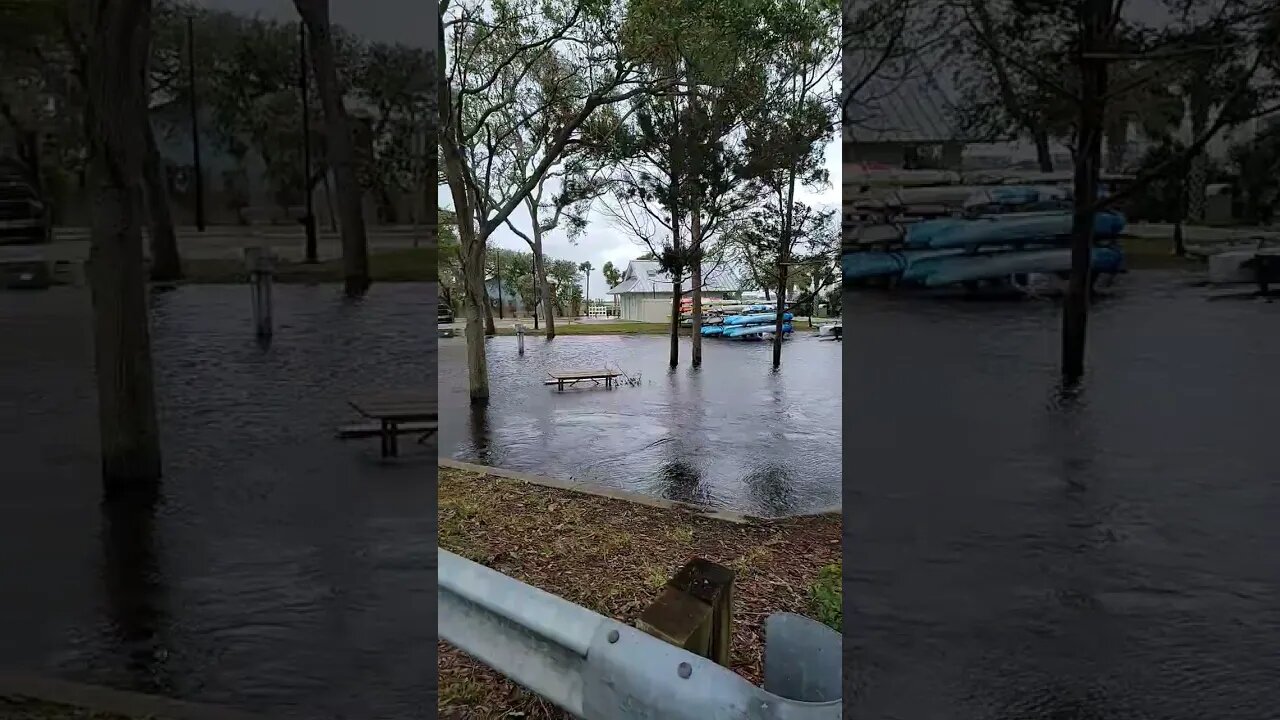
[1062,3,1106,384]
[1033,130,1055,172]
[774,182,798,368]
[294,0,369,296]
[669,269,682,368]
[439,24,488,403]
[772,246,790,368]
[534,235,556,339]
[690,259,702,366]
[141,119,181,281]
[687,66,703,368]
[86,0,162,491]
[667,98,682,369]
[461,227,490,404]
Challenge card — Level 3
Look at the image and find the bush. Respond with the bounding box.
[809,561,841,631]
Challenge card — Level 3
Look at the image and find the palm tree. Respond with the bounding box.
[578,261,593,314]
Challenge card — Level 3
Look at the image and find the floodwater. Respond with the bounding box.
[844,270,1280,719]
[0,284,436,719]
[438,330,842,517]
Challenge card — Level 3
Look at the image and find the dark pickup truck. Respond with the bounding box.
[0,158,51,244]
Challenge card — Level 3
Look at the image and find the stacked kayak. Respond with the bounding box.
[680,301,772,326]
[701,312,793,339]
[844,190,1128,288]
[903,211,1125,250]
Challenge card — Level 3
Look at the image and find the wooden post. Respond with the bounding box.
[244,246,274,339]
[636,558,735,666]
[516,323,525,355]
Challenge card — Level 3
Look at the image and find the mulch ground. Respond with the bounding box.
[437,467,841,719]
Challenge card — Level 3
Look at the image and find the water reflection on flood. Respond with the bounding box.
[844,271,1280,719]
[438,332,842,517]
[0,284,436,719]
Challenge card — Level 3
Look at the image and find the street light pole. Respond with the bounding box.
[496,250,505,319]
[187,16,205,232]
[299,23,317,263]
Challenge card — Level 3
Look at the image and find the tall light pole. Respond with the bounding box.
[494,249,505,319]
[299,23,317,263]
[187,16,205,231]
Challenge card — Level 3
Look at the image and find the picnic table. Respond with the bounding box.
[338,396,438,458]
[545,369,623,391]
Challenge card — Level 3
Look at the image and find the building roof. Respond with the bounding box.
[845,73,965,144]
[607,260,739,295]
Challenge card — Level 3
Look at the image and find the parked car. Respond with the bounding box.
[0,158,50,245]
[438,302,454,324]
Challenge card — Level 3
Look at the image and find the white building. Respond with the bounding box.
[606,260,740,323]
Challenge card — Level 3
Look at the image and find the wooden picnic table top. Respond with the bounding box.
[349,396,437,421]
[547,369,623,380]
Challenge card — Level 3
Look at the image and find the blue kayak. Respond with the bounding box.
[724,312,793,326]
[700,325,725,337]
[844,248,966,280]
[723,322,793,338]
[904,212,1126,249]
[921,246,1124,287]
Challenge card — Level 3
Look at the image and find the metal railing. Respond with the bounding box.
[438,549,841,720]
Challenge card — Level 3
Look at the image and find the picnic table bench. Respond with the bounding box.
[337,396,437,458]
[545,369,623,391]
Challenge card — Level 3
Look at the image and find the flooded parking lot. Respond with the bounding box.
[0,284,436,719]
[438,330,843,517]
[844,270,1280,719]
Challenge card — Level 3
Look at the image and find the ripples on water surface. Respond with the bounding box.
[845,271,1280,719]
[439,331,842,517]
[0,284,436,719]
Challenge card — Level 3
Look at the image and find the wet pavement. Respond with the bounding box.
[0,283,436,719]
[844,270,1280,719]
[438,330,842,517]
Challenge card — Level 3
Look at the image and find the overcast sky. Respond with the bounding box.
[196,0,435,48]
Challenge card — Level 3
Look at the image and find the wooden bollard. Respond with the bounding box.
[636,558,735,666]
[244,246,274,339]
[516,323,525,355]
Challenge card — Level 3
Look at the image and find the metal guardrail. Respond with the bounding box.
[438,549,841,720]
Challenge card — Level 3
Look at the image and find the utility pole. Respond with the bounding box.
[187,16,205,232]
[495,250,505,319]
[299,23,318,263]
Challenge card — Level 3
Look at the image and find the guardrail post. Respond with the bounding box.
[636,558,735,666]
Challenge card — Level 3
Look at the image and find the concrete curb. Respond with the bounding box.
[439,458,764,524]
[0,674,265,719]
[438,458,842,524]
